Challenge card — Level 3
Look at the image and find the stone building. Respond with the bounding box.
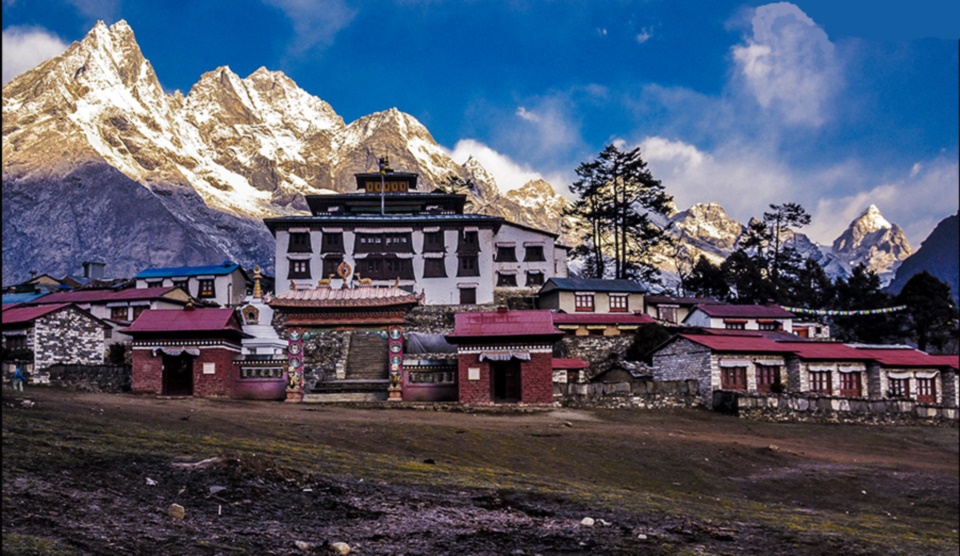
[1,303,107,371]
[263,166,567,306]
[853,346,958,406]
[683,304,796,333]
[445,308,562,405]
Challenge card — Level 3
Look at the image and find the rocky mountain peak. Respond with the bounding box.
[505,179,568,212]
[831,205,911,281]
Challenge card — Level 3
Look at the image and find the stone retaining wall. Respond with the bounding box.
[558,378,700,409]
[45,365,132,393]
[729,392,959,426]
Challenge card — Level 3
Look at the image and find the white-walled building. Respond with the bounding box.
[134,263,249,308]
[264,169,567,305]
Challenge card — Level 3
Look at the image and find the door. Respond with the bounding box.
[491,360,521,402]
[162,353,194,396]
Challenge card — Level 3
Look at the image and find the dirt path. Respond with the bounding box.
[3,388,958,555]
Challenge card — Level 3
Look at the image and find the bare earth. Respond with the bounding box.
[2,387,958,555]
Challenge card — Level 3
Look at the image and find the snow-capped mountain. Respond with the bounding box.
[830,204,911,281]
[1,20,911,289]
[2,20,568,283]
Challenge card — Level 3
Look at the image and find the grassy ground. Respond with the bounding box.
[3,387,958,555]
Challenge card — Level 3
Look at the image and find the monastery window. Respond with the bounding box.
[423,258,447,278]
[916,377,937,404]
[132,306,147,321]
[288,261,311,280]
[423,231,445,253]
[524,245,545,262]
[288,232,312,253]
[146,280,163,288]
[495,245,517,262]
[459,287,477,305]
[758,321,781,331]
[525,270,544,287]
[198,278,216,298]
[408,370,457,384]
[111,306,129,321]
[888,377,910,399]
[721,366,747,391]
[457,255,480,277]
[575,293,595,312]
[5,335,27,350]
[322,257,342,279]
[756,365,781,393]
[658,305,678,324]
[496,272,518,287]
[609,294,629,313]
[839,372,862,397]
[357,257,414,280]
[809,371,832,394]
[458,230,480,254]
[321,232,344,253]
[172,279,189,294]
[384,233,413,252]
[104,328,112,339]
[724,320,747,330]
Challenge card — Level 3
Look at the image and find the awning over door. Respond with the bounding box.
[479,351,531,362]
[153,347,200,357]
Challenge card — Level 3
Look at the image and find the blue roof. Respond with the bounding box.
[2,292,49,305]
[135,262,242,279]
[540,277,648,294]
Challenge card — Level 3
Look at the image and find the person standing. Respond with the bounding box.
[13,364,26,392]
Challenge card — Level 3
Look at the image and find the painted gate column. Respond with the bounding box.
[286,329,303,402]
[388,325,403,401]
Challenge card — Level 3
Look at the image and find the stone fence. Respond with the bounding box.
[558,378,700,409]
[716,391,959,426]
[44,364,132,393]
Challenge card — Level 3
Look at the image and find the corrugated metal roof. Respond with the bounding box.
[927,354,960,370]
[852,347,953,368]
[644,295,724,306]
[552,313,655,325]
[540,277,648,293]
[134,263,241,279]
[30,287,181,305]
[2,292,49,305]
[552,358,590,370]
[1,303,74,325]
[776,342,872,361]
[448,309,561,339]
[122,308,240,334]
[678,334,798,353]
[692,304,795,319]
[268,285,420,308]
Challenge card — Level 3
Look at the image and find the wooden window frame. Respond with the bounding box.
[755,365,781,393]
[457,255,480,277]
[574,293,595,312]
[423,258,447,278]
[459,287,477,305]
[111,306,129,321]
[423,231,445,253]
[525,271,544,287]
[809,371,831,394]
[839,372,862,397]
[916,377,937,404]
[321,232,344,254]
[287,261,311,280]
[288,232,313,253]
[888,377,910,399]
[609,294,629,313]
[496,272,518,287]
[524,245,546,262]
[721,366,747,391]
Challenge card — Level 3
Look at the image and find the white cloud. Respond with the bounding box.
[263,0,357,55]
[449,139,569,195]
[811,156,959,248]
[2,26,69,84]
[731,2,841,127]
[66,0,121,21]
[636,28,652,43]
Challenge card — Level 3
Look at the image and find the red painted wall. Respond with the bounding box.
[132,349,162,394]
[131,346,239,398]
[456,351,554,405]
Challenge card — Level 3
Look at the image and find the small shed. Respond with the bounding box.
[124,306,283,399]
[445,308,563,405]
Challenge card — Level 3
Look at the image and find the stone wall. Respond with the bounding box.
[651,338,713,405]
[557,335,634,371]
[46,364,131,393]
[403,304,498,335]
[558,378,700,409]
[300,331,349,387]
[731,392,959,425]
[34,308,104,370]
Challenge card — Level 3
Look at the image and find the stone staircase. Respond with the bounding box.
[306,332,390,402]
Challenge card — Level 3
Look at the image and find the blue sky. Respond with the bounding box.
[2,0,958,248]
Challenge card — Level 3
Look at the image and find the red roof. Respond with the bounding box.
[927,355,960,370]
[852,347,954,368]
[447,310,561,340]
[678,334,797,353]
[552,313,655,325]
[268,284,420,308]
[122,308,241,334]
[32,287,181,305]
[776,342,872,361]
[692,304,795,319]
[644,295,724,306]
[1,303,74,325]
[552,357,590,370]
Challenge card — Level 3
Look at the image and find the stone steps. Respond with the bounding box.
[345,333,389,380]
